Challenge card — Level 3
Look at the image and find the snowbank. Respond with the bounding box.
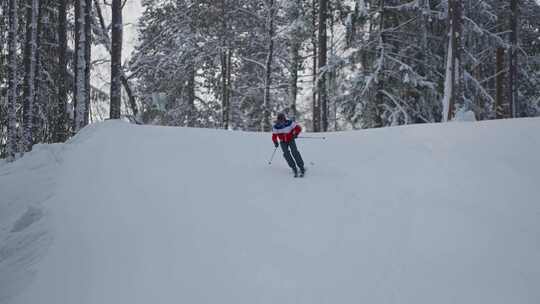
[1,118,539,304]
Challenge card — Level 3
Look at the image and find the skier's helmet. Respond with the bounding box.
[277,113,286,122]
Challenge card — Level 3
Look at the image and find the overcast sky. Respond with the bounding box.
[123,0,144,59]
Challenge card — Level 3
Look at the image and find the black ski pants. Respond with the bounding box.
[280,139,304,171]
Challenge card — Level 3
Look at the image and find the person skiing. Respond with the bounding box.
[272,113,306,177]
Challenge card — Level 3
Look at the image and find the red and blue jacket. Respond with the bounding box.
[272,120,302,144]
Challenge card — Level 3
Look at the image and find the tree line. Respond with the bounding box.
[130,0,539,130]
[0,0,125,160]
[1,0,539,160]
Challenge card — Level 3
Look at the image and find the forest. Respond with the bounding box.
[1,0,539,160]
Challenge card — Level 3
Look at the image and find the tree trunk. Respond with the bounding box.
[54,0,68,142]
[187,62,196,127]
[94,0,138,117]
[220,0,230,129]
[454,0,464,112]
[448,1,456,120]
[318,0,328,131]
[442,0,463,122]
[289,43,300,119]
[84,0,92,125]
[227,48,232,125]
[372,0,385,128]
[495,47,505,118]
[74,0,87,131]
[329,9,338,131]
[508,0,518,118]
[262,0,274,132]
[288,0,302,119]
[34,0,44,140]
[22,0,40,152]
[221,50,229,129]
[419,0,432,121]
[110,0,123,119]
[311,0,319,132]
[6,0,18,161]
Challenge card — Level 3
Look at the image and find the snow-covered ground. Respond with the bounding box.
[1,119,540,304]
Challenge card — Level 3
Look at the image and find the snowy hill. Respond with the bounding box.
[1,119,540,304]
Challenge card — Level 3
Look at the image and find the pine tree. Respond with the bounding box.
[94,0,138,117]
[84,0,92,125]
[220,0,231,129]
[22,0,39,152]
[54,0,68,142]
[285,0,305,119]
[74,0,87,131]
[508,0,519,117]
[311,0,319,131]
[495,1,506,119]
[6,0,19,161]
[110,0,123,119]
[317,0,328,131]
[262,0,275,132]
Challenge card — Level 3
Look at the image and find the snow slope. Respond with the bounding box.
[1,119,540,304]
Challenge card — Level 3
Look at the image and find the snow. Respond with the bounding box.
[357,0,367,17]
[454,109,477,122]
[1,119,540,304]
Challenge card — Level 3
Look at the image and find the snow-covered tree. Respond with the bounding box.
[284,0,309,119]
[1,0,539,160]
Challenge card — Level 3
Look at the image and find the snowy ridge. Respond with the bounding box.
[0,144,63,302]
[1,119,540,304]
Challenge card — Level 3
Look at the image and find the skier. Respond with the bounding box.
[272,113,306,177]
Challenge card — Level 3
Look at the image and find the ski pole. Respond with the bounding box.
[268,147,278,165]
[297,136,327,140]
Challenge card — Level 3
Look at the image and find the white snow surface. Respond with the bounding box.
[1,119,540,304]
[454,109,477,122]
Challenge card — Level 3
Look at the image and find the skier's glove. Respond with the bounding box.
[294,133,298,139]
[274,142,279,148]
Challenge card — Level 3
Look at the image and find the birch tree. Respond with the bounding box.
[442,0,464,122]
